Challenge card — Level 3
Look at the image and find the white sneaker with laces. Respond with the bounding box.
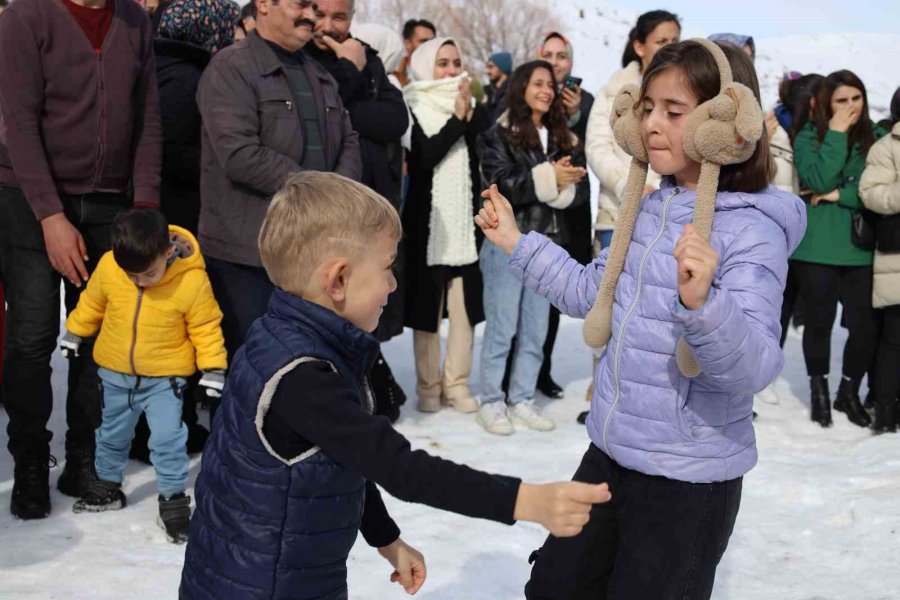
[477,402,514,435]
[508,401,556,431]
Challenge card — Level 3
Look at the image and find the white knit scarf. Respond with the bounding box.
[404,74,478,267]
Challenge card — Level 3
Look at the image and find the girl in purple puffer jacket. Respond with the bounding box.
[476,40,806,600]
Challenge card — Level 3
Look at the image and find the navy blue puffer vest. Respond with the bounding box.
[180,290,379,600]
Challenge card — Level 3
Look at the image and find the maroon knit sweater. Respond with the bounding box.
[0,0,161,220]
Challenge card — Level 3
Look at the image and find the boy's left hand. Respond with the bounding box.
[674,224,719,310]
[378,538,426,595]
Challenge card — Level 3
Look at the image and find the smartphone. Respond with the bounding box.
[563,76,582,91]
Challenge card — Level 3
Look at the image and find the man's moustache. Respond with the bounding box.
[293,18,316,28]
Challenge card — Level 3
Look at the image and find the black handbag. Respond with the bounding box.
[876,213,900,253]
[851,209,877,251]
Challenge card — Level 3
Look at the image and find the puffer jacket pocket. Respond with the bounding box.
[674,372,694,439]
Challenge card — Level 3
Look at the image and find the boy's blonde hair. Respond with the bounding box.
[259,171,402,295]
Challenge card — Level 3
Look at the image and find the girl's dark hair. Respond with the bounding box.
[502,60,575,154]
[640,40,772,193]
[112,208,170,274]
[814,70,875,154]
[891,86,900,126]
[784,74,824,143]
[622,10,680,69]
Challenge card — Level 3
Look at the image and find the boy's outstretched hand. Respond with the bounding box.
[514,482,612,538]
[378,538,426,595]
[475,184,522,255]
[674,223,719,310]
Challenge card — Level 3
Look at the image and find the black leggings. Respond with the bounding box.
[525,445,742,600]
[779,260,803,348]
[874,305,900,401]
[795,261,878,378]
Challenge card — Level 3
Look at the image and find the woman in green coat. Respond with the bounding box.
[793,69,887,429]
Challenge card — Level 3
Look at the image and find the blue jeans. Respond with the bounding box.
[594,229,613,254]
[479,241,550,405]
[96,368,189,497]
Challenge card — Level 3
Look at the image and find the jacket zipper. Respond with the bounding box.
[129,287,145,376]
[324,106,332,165]
[602,188,681,455]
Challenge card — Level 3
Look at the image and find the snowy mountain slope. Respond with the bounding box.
[549,1,900,116]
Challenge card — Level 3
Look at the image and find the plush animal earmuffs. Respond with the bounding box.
[581,38,764,377]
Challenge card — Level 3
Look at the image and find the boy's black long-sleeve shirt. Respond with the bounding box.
[262,361,521,549]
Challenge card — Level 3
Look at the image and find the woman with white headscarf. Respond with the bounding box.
[402,38,489,415]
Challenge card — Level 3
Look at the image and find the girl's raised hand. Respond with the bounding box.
[674,224,719,310]
[475,184,522,255]
[828,103,857,133]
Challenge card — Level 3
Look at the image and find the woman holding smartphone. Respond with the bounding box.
[477,60,589,435]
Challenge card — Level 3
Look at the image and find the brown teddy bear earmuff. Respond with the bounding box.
[582,38,764,377]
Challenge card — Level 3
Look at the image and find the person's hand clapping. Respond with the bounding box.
[552,156,587,189]
[454,77,472,121]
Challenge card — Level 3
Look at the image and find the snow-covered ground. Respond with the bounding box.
[1,315,898,599]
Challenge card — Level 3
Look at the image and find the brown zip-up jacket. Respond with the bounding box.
[0,0,162,221]
[197,31,362,267]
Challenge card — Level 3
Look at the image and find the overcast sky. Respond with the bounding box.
[620,0,897,39]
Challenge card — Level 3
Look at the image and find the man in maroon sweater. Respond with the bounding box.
[0,0,162,520]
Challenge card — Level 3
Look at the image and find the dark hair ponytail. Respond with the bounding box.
[786,74,824,143]
[621,10,680,69]
[890,86,900,127]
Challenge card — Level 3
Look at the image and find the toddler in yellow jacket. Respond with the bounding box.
[61,208,227,544]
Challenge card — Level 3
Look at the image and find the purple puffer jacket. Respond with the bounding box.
[510,180,806,483]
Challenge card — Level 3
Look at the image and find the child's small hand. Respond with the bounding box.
[674,224,719,310]
[514,481,611,538]
[378,538,426,595]
[475,184,522,255]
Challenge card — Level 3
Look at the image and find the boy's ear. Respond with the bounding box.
[165,245,176,259]
[322,257,351,304]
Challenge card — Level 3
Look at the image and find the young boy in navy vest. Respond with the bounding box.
[180,171,611,600]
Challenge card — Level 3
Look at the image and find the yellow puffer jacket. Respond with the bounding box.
[66,225,227,377]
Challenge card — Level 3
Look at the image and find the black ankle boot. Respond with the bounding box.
[57,445,97,498]
[833,377,872,428]
[872,396,898,434]
[810,376,832,427]
[11,454,54,520]
[158,493,192,544]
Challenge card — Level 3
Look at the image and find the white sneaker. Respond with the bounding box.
[509,401,556,431]
[755,384,779,405]
[477,402,514,435]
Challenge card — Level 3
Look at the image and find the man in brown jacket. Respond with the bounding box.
[197,0,360,386]
[0,0,162,520]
